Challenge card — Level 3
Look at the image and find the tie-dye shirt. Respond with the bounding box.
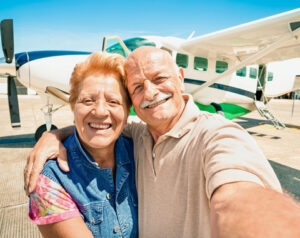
[29,174,81,224]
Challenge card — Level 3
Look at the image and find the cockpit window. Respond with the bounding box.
[106,37,156,57]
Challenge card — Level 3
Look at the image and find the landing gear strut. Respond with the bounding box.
[34,101,62,141]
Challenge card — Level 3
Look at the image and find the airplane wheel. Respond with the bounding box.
[35,124,58,142]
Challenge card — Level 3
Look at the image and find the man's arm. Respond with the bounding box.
[24,126,74,195]
[38,216,93,238]
[210,181,300,238]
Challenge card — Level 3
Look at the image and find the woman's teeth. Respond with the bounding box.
[89,123,111,129]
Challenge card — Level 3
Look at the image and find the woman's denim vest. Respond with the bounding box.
[41,132,138,237]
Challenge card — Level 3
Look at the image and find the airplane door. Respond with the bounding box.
[256,64,266,101]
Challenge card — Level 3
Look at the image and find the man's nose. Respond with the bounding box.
[144,80,159,100]
[93,100,109,117]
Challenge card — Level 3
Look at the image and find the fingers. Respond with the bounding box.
[24,151,34,195]
[24,150,53,195]
[26,153,46,194]
[24,149,54,195]
[57,145,69,172]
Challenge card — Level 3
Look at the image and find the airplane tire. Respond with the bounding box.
[35,124,58,142]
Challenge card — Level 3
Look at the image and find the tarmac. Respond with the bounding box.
[0,95,299,237]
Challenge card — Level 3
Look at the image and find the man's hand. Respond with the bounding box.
[24,126,74,195]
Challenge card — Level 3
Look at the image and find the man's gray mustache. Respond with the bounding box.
[140,92,172,109]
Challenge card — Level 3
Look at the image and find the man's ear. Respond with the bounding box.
[178,67,185,92]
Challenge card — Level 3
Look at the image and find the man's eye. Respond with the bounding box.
[109,100,119,104]
[155,77,166,83]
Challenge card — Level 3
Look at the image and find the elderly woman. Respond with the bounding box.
[28,52,138,238]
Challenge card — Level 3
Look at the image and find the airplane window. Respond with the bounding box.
[236,67,246,77]
[267,72,274,81]
[176,53,188,68]
[250,67,258,79]
[106,37,156,57]
[216,61,228,73]
[194,57,207,71]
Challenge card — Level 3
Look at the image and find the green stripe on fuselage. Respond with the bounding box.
[129,102,250,120]
[194,102,250,120]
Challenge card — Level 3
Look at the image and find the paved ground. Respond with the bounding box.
[0,95,299,237]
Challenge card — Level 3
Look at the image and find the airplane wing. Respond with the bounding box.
[180,8,300,65]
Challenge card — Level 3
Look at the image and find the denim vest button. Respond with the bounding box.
[106,193,111,200]
[113,226,120,233]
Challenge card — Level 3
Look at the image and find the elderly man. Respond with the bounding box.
[25,47,300,237]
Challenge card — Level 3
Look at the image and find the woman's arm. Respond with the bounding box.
[38,216,93,238]
[29,174,93,237]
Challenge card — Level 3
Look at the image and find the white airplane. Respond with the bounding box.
[0,8,300,140]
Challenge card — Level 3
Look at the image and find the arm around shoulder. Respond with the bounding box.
[24,125,75,194]
[210,181,300,238]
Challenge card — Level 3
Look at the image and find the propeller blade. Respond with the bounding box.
[7,76,20,127]
[1,19,14,64]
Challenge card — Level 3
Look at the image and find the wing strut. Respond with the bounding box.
[190,26,300,96]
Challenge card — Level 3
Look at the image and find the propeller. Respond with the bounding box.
[1,19,20,127]
[7,76,20,127]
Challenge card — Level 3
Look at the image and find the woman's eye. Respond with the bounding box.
[83,98,94,104]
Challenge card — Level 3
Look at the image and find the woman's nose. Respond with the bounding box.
[93,100,109,117]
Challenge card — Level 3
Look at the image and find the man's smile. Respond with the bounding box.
[145,97,170,109]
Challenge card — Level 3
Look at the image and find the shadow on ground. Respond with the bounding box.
[237,116,300,130]
[269,160,300,201]
[0,134,36,148]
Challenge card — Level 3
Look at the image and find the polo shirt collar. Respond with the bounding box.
[142,94,200,140]
[164,94,200,139]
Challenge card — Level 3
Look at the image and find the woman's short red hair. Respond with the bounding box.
[69,52,130,111]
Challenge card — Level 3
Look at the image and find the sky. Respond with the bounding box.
[0,0,299,58]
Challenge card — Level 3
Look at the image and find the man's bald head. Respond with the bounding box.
[124,46,178,87]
